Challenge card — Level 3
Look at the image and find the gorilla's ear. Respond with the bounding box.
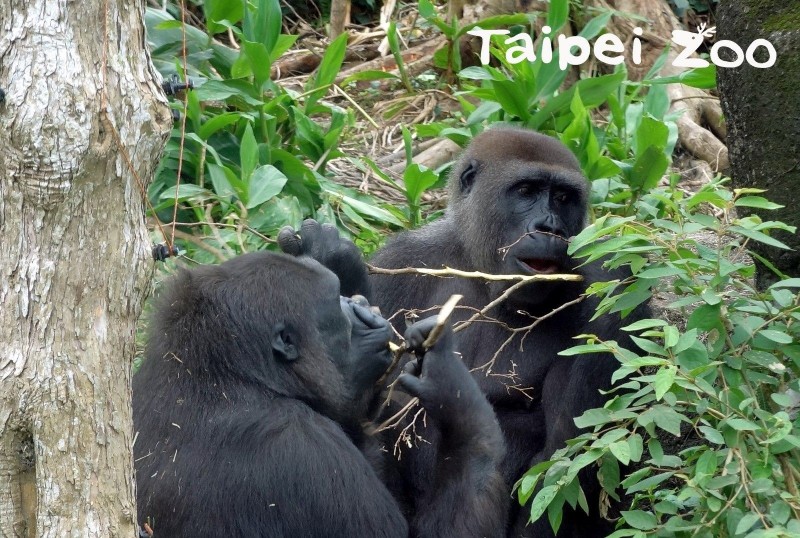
[271,322,299,362]
[460,159,479,194]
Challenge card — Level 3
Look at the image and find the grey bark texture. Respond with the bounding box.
[717,2,800,288]
[0,0,170,536]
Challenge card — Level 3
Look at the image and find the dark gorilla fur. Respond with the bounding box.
[133,251,507,537]
[280,126,650,538]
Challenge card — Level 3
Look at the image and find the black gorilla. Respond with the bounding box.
[133,251,507,537]
[279,126,650,537]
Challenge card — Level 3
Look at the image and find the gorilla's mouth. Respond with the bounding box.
[518,258,561,274]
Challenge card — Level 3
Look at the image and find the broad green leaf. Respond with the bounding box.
[699,426,725,444]
[726,418,759,431]
[654,366,676,400]
[626,471,673,493]
[687,303,722,331]
[546,0,570,31]
[204,0,243,35]
[529,485,559,523]
[735,196,783,210]
[207,163,237,200]
[199,113,242,140]
[758,329,793,344]
[307,32,348,110]
[621,510,658,531]
[247,165,288,208]
[629,146,669,191]
[609,441,631,465]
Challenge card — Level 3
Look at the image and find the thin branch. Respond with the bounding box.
[368,265,583,282]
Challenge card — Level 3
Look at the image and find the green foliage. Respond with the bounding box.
[146,0,405,262]
[517,180,800,536]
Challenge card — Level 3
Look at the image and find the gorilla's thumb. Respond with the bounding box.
[397,373,425,399]
[278,227,302,256]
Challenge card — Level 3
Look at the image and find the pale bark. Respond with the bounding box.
[0,0,170,536]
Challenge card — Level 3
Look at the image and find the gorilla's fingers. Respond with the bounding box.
[397,373,425,397]
[352,303,378,326]
[277,226,302,256]
[401,359,420,376]
[403,317,438,353]
[299,219,321,253]
[321,223,340,247]
[351,294,370,308]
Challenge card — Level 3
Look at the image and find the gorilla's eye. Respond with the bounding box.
[517,184,536,197]
[553,191,570,204]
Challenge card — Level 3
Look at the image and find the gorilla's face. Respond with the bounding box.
[448,129,590,312]
[314,274,393,403]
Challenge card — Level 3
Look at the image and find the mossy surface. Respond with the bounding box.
[742,1,800,32]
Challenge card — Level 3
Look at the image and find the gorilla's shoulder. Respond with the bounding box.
[371,218,463,268]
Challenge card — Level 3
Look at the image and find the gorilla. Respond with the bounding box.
[279,126,650,537]
[133,252,508,537]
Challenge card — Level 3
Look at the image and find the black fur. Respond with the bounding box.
[133,252,507,537]
[280,127,649,537]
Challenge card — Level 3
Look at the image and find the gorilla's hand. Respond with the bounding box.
[341,296,392,397]
[278,219,371,300]
[397,317,492,428]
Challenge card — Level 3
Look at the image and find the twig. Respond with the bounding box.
[367,265,583,282]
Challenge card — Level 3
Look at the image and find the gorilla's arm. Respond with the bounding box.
[279,220,372,300]
[397,318,508,538]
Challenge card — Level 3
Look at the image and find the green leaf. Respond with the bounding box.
[622,319,668,332]
[621,510,658,531]
[769,278,800,289]
[207,163,237,199]
[546,0,570,31]
[338,195,405,227]
[340,70,399,86]
[635,266,684,279]
[732,226,793,250]
[198,113,242,140]
[307,32,348,110]
[735,513,760,535]
[241,40,273,87]
[529,485,559,523]
[726,418,759,431]
[247,165,288,208]
[735,196,783,210]
[645,64,717,89]
[626,471,673,493]
[699,426,725,444]
[695,450,718,477]
[663,326,679,348]
[629,146,669,191]
[609,441,631,465]
[162,183,214,202]
[403,164,440,206]
[240,123,258,183]
[687,303,722,331]
[653,366,676,400]
[758,329,793,344]
[574,408,612,429]
[204,0,244,34]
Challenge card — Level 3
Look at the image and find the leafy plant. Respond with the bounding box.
[518,179,800,537]
[146,0,405,261]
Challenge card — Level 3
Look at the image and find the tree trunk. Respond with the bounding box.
[0,0,170,535]
[717,3,800,288]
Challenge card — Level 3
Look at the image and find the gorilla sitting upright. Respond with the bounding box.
[133,252,507,537]
[279,126,650,537]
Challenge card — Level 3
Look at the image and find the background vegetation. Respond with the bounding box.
[144,0,800,535]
